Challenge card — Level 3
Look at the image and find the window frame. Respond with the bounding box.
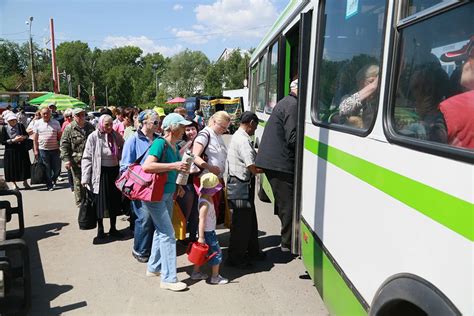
[310,0,390,137]
[383,1,474,163]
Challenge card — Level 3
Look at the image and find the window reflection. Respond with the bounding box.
[266,43,279,114]
[392,3,474,150]
[257,55,267,112]
[315,0,386,131]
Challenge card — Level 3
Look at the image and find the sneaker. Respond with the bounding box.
[160,281,187,291]
[190,271,208,280]
[210,275,229,285]
[48,187,54,191]
[146,270,160,277]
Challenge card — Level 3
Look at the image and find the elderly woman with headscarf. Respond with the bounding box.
[120,109,160,262]
[141,113,191,292]
[0,113,31,190]
[82,114,125,241]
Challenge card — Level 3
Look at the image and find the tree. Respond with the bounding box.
[203,62,224,96]
[56,41,92,97]
[161,49,210,97]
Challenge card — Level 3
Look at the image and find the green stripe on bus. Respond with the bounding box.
[304,136,474,241]
[301,221,367,315]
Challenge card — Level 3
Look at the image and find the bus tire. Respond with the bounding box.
[369,273,460,316]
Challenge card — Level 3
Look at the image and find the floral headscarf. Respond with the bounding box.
[98,114,118,157]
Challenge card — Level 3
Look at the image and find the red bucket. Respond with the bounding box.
[186,242,217,266]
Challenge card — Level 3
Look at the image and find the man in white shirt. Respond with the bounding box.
[226,111,265,267]
[33,106,62,191]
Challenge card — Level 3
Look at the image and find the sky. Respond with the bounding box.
[0,0,289,61]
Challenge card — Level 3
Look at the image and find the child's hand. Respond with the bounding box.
[198,237,205,244]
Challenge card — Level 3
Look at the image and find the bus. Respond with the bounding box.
[249,1,473,315]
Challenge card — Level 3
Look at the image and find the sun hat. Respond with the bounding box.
[161,113,192,130]
[198,173,223,195]
[240,111,262,124]
[153,107,166,117]
[4,113,17,122]
[441,36,474,62]
[73,108,85,116]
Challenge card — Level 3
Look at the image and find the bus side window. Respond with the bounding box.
[391,3,474,151]
[250,65,258,112]
[256,54,267,112]
[313,0,387,132]
[265,42,278,114]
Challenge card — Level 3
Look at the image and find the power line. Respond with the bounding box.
[1,24,272,44]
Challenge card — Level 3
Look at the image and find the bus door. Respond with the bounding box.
[284,10,313,255]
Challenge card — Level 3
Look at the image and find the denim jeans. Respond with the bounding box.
[142,193,177,283]
[132,200,154,257]
[39,149,61,189]
[204,231,223,266]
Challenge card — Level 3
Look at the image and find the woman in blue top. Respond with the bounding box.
[142,113,191,292]
[120,110,160,263]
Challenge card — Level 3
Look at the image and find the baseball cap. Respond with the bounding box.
[441,36,474,62]
[198,173,223,195]
[73,108,85,116]
[153,107,166,117]
[138,109,156,123]
[48,102,57,108]
[240,111,262,124]
[161,113,192,130]
[4,113,17,122]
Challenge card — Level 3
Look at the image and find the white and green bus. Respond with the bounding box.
[249,0,473,315]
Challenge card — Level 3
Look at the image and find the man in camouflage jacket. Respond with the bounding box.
[60,108,96,206]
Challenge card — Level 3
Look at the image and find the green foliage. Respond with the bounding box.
[1,38,252,110]
[203,62,224,96]
[162,49,210,97]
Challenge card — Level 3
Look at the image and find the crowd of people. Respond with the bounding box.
[0,99,299,292]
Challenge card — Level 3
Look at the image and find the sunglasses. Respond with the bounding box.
[153,120,160,125]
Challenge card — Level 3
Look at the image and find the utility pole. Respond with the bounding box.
[50,18,59,93]
[27,16,36,91]
[67,74,72,96]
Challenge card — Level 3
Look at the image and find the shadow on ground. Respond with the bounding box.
[24,222,88,315]
[176,229,296,287]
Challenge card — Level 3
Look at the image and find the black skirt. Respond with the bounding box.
[95,166,122,219]
[4,146,31,182]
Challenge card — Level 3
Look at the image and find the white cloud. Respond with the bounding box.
[173,0,278,45]
[172,29,210,45]
[102,35,184,57]
[173,4,183,11]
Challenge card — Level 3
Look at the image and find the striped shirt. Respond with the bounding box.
[34,119,61,150]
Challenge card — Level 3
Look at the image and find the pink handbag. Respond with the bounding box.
[115,141,167,202]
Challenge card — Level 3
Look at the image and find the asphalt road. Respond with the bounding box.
[1,142,329,315]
